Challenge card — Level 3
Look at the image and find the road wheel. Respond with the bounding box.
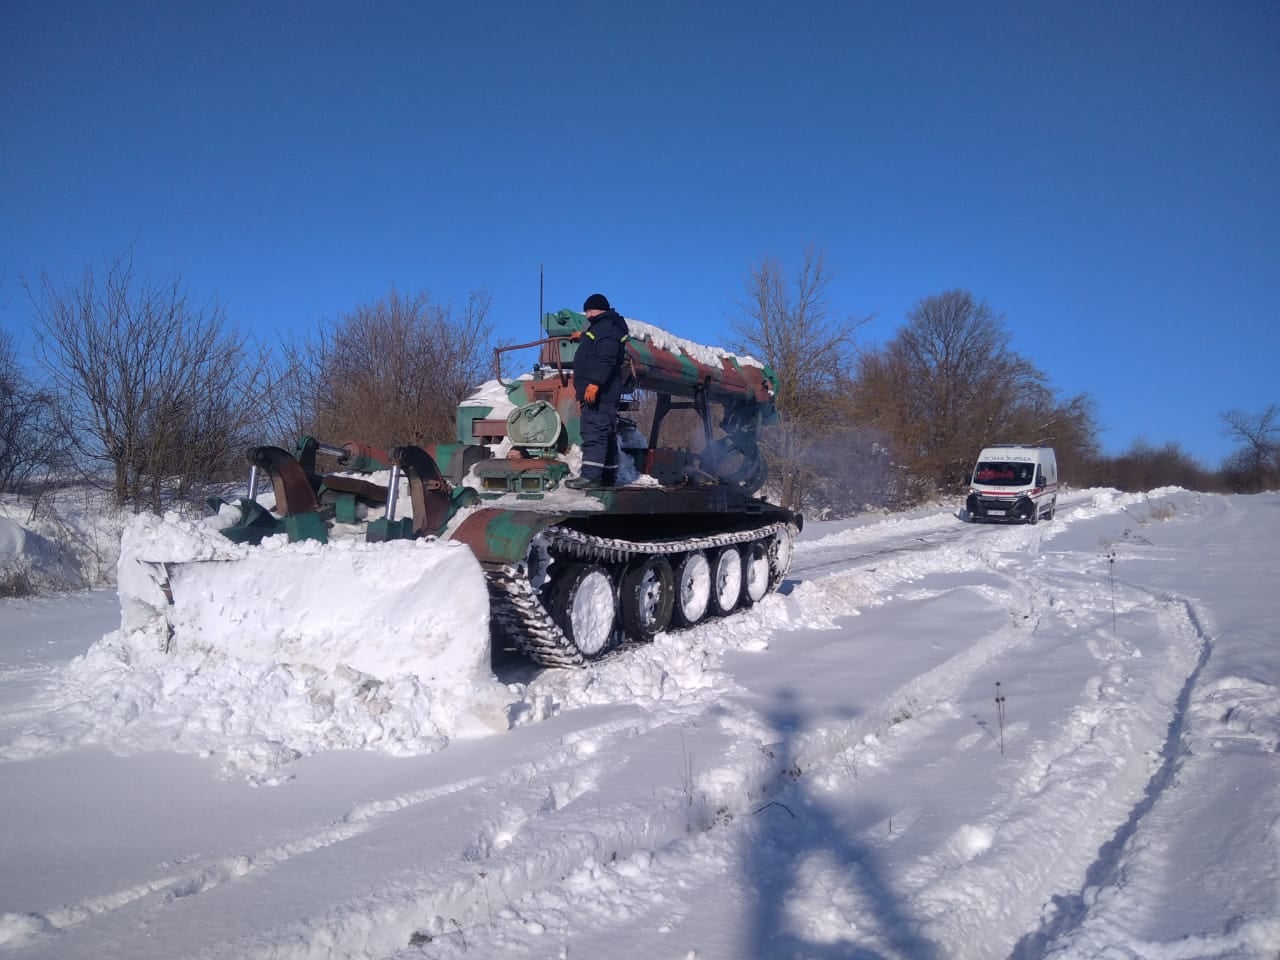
[619,556,674,641]
[741,541,770,606]
[1046,498,1057,521]
[672,552,711,627]
[548,563,617,659]
[709,546,743,616]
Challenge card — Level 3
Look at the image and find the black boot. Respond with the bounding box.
[565,476,600,490]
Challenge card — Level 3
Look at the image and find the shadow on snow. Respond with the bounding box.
[739,688,939,960]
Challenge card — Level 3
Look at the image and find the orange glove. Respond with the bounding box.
[567,330,583,341]
[584,383,599,404]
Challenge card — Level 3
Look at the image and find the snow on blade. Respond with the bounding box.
[625,317,765,370]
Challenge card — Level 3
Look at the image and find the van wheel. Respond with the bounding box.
[1046,498,1056,521]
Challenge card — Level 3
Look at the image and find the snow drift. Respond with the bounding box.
[118,511,492,684]
[21,509,511,781]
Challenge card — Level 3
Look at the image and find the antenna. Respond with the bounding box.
[539,263,544,329]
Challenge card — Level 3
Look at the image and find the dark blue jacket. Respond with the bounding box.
[574,309,630,403]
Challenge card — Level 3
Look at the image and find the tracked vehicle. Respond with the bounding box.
[211,310,802,667]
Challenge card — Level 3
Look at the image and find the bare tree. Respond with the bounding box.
[28,254,269,511]
[1219,404,1279,492]
[730,250,868,510]
[276,287,496,451]
[853,290,1058,498]
[0,330,60,492]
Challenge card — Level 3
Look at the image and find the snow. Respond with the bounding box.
[626,318,765,371]
[0,516,84,592]
[117,510,493,686]
[1,487,1278,958]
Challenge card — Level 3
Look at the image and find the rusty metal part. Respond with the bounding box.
[321,474,389,503]
[247,446,320,516]
[391,445,451,538]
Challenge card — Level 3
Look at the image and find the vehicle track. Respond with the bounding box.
[1008,591,1214,959]
[11,492,1192,960]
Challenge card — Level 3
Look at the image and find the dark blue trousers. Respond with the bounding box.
[579,400,619,484]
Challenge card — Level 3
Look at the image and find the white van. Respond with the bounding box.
[965,445,1058,523]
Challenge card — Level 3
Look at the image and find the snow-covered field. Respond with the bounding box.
[1,488,1278,959]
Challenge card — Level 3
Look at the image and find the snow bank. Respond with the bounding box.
[19,511,511,781]
[0,514,84,591]
[120,512,492,684]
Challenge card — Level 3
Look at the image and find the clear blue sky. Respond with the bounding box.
[3,1,1276,467]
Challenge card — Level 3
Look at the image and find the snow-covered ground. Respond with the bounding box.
[1,488,1277,959]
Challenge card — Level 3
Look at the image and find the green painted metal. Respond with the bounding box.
[544,308,586,337]
[341,448,388,473]
[365,516,415,542]
[332,492,358,524]
[292,435,319,464]
[456,405,495,445]
[507,401,562,449]
[217,498,286,545]
[473,459,569,497]
[676,353,699,382]
[431,443,469,479]
[284,512,328,543]
[452,508,565,565]
[630,339,656,365]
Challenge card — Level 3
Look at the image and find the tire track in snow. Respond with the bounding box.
[1009,591,1214,959]
[385,496,1207,959]
[176,519,1069,959]
[898,593,1207,958]
[775,521,1209,960]
[4,708,679,954]
[0,772,488,947]
[3,492,1154,958]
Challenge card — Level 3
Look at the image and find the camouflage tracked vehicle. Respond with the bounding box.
[215,310,802,666]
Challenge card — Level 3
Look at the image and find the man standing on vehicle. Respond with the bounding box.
[566,293,629,490]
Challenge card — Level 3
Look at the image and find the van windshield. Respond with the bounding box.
[973,461,1034,486]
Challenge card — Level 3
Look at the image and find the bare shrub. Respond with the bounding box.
[0,561,35,598]
[272,288,495,451]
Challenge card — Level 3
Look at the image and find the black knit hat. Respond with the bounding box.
[583,293,611,312]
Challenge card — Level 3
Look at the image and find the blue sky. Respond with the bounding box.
[3,1,1276,467]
